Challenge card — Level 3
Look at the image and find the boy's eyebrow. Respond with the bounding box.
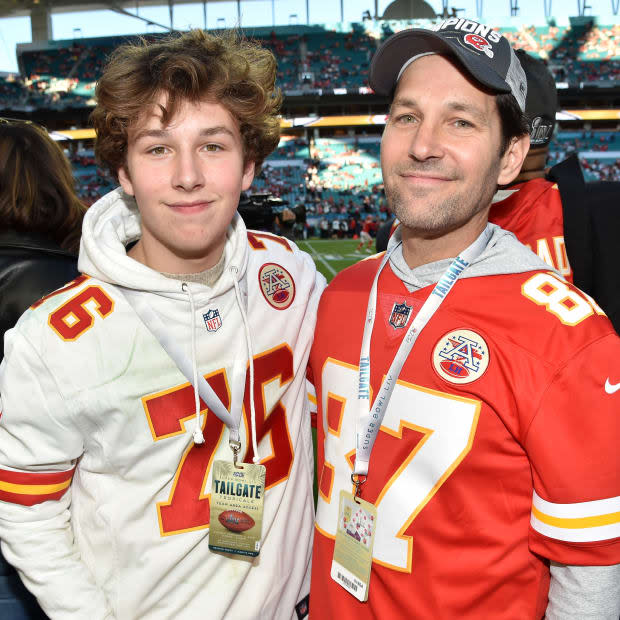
[132,125,236,142]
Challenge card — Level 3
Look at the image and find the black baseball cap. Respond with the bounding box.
[515,49,557,147]
[369,18,527,111]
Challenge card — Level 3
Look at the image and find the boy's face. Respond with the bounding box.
[119,94,254,274]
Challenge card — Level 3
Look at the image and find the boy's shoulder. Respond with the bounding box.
[11,273,124,349]
[245,230,321,279]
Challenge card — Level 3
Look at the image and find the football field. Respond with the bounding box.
[296,238,376,282]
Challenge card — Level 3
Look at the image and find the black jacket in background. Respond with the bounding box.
[0,229,79,620]
[0,230,80,348]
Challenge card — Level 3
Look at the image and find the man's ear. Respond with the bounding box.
[118,166,135,196]
[497,134,530,186]
[241,160,255,192]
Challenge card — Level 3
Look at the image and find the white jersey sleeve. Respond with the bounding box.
[0,327,113,619]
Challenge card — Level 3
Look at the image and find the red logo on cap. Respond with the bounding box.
[463,33,494,58]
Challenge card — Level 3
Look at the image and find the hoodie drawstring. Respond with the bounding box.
[182,282,205,445]
[182,270,259,463]
[230,266,260,465]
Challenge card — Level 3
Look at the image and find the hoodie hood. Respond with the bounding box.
[388,222,555,292]
[78,187,249,304]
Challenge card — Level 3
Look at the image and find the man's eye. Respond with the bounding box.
[204,144,221,152]
[395,114,415,124]
[454,119,474,128]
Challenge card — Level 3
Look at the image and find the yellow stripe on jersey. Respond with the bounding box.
[0,478,72,495]
[531,491,620,542]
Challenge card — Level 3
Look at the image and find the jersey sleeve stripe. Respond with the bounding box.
[0,467,75,486]
[0,467,75,506]
[0,479,72,496]
[533,490,620,518]
[531,491,620,542]
[531,513,620,543]
[532,505,620,529]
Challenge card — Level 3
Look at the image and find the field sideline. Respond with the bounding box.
[296,238,378,282]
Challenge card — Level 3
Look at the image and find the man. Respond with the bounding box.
[309,19,620,619]
[0,31,324,619]
[379,49,620,333]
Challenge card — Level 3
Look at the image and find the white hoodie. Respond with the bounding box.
[0,188,325,619]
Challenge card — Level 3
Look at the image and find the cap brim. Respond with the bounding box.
[369,28,511,97]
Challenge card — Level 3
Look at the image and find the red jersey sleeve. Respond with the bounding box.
[525,332,620,565]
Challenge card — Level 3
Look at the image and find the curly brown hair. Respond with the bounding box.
[0,121,86,254]
[91,29,282,179]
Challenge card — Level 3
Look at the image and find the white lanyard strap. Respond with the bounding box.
[354,227,492,477]
[118,286,242,443]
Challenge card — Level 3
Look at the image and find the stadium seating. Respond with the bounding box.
[5,19,617,109]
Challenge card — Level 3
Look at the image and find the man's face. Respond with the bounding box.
[381,54,522,240]
[119,95,254,273]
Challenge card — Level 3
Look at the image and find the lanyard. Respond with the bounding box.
[354,226,492,479]
[117,286,245,444]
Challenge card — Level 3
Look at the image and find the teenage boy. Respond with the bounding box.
[309,19,620,619]
[0,30,324,619]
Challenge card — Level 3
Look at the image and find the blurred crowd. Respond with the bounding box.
[1,20,618,109]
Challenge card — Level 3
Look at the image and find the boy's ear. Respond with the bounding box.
[118,166,135,196]
[242,160,255,192]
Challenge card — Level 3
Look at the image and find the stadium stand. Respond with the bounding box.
[2,19,617,221]
[9,19,617,107]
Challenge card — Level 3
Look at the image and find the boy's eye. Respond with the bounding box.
[147,146,168,155]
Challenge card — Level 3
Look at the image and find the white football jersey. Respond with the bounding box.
[0,188,325,619]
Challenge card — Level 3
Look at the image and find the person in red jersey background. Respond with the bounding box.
[309,18,620,620]
[489,50,571,280]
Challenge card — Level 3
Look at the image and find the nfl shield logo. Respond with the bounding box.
[389,302,412,329]
[203,309,222,332]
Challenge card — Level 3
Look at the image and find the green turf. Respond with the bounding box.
[297,238,377,283]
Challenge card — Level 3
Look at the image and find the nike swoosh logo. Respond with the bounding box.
[604,378,620,394]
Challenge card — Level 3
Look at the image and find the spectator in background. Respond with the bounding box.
[0,119,86,619]
[489,50,620,332]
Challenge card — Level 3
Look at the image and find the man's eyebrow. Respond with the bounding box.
[444,100,489,124]
[390,97,489,125]
[132,125,236,142]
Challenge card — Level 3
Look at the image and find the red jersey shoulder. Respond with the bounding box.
[449,270,614,359]
[489,178,558,229]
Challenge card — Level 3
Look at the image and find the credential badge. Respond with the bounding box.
[203,309,222,332]
[432,328,490,384]
[389,302,412,329]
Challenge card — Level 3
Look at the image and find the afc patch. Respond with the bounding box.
[389,302,412,329]
[203,309,222,332]
[432,329,489,384]
[258,263,295,310]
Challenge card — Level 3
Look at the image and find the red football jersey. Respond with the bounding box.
[310,256,620,619]
[489,179,572,282]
